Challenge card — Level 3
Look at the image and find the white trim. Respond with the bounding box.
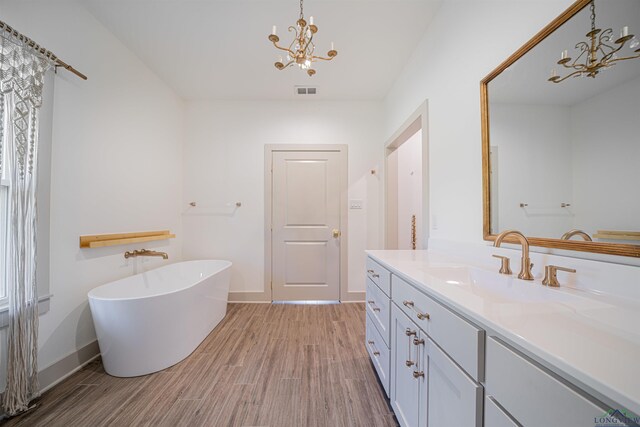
[341,291,366,302]
[0,294,53,328]
[264,144,349,302]
[228,291,271,303]
[38,340,101,394]
[383,101,430,250]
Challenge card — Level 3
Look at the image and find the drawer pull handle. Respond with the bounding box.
[405,328,416,337]
[372,273,380,278]
[405,360,415,367]
[416,312,430,320]
[373,307,381,312]
[367,340,380,357]
[367,300,375,304]
[403,300,430,320]
[367,269,374,274]
[413,338,425,346]
[413,371,425,379]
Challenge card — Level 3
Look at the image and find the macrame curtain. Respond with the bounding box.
[0,32,53,416]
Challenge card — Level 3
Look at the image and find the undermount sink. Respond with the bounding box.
[422,266,575,303]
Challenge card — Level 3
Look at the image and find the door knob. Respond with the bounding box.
[332,229,341,238]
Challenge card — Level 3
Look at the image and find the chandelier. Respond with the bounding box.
[548,0,640,83]
[268,0,337,76]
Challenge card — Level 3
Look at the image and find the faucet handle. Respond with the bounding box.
[492,255,512,275]
[542,265,576,287]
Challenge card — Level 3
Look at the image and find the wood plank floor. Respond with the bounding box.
[5,303,398,427]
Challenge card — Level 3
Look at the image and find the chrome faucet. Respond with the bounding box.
[561,229,592,241]
[493,230,534,280]
[124,249,168,260]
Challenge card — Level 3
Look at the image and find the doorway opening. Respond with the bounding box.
[385,102,429,250]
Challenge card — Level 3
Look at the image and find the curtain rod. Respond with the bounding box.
[0,20,87,80]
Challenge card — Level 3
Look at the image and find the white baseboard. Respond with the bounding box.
[342,291,365,302]
[38,340,101,393]
[229,290,365,303]
[228,291,271,303]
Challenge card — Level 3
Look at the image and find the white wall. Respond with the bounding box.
[571,75,640,240]
[383,0,575,244]
[0,0,184,384]
[182,100,383,299]
[490,104,573,238]
[396,130,423,249]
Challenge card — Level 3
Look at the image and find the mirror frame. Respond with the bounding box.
[481,0,640,258]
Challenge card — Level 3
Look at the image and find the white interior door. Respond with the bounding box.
[271,150,343,301]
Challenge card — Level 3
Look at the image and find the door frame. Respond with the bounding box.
[384,101,430,250]
[264,144,349,302]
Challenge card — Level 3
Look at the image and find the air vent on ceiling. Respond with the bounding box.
[295,86,317,95]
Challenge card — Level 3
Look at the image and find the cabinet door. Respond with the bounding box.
[391,305,424,427]
[425,338,483,427]
[485,396,520,427]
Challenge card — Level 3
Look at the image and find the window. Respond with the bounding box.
[0,70,54,310]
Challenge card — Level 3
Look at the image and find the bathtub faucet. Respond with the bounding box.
[124,249,169,260]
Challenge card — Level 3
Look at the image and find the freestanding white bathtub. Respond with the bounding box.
[88,260,231,377]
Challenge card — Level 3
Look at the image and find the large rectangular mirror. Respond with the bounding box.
[482,0,640,258]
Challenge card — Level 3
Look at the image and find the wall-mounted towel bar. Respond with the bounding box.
[189,201,242,208]
[519,202,571,208]
[183,201,242,216]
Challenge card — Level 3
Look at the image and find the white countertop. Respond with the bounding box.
[366,249,640,416]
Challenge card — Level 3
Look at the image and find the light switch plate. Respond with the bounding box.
[350,199,363,209]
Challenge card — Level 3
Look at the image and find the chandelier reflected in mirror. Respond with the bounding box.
[549,0,640,83]
[268,0,337,76]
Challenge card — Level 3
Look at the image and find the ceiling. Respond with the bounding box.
[490,0,640,106]
[82,0,442,101]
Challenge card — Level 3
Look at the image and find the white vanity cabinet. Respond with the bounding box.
[425,336,483,426]
[390,305,425,427]
[485,337,626,427]
[366,251,640,427]
[367,255,484,427]
[390,304,483,427]
[365,257,392,396]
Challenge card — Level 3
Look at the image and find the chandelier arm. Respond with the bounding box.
[288,26,299,53]
[599,43,625,64]
[301,32,314,54]
[288,25,300,39]
[608,52,640,63]
[559,59,587,72]
[560,61,587,71]
[550,69,586,83]
[598,29,616,48]
[271,41,295,56]
[312,55,337,62]
[560,43,589,71]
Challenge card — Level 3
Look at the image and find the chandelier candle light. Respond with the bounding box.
[268,0,337,76]
[549,0,640,83]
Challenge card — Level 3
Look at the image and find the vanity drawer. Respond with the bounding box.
[392,274,484,381]
[366,278,390,347]
[366,312,390,397]
[486,337,609,427]
[366,257,391,297]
